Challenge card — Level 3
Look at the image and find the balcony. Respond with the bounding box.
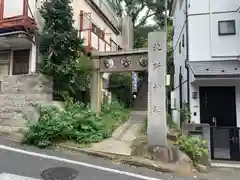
[80,11,119,52]
[0,0,36,32]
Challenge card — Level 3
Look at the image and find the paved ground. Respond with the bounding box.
[90,111,146,155]
[0,136,196,180]
[1,136,240,180]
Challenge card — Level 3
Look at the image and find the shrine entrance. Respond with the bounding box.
[90,31,167,148]
[91,48,148,112]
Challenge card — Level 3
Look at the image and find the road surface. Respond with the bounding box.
[0,136,205,180]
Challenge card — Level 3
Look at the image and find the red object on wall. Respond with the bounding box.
[0,0,36,30]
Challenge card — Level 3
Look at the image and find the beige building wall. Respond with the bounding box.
[72,0,122,48]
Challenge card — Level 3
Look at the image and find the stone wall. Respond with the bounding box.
[0,74,53,127]
[182,123,211,162]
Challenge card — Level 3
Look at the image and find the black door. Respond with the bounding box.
[199,87,239,161]
[200,86,236,127]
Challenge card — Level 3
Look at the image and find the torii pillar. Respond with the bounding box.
[90,31,168,149]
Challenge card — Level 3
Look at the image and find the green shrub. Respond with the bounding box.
[22,101,129,148]
[100,101,129,135]
[175,135,208,164]
[108,73,132,108]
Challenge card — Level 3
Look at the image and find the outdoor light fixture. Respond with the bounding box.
[120,57,131,67]
[192,92,197,99]
[139,56,148,67]
[103,58,114,69]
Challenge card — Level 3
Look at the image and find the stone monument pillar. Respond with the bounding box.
[147,31,167,148]
[90,57,102,113]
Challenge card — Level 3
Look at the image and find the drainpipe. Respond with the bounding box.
[35,29,40,73]
[179,66,183,125]
[185,0,190,108]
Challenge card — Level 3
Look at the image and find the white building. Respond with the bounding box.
[170,0,240,161]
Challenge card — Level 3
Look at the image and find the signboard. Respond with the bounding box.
[132,72,138,93]
[147,31,167,147]
[96,49,148,72]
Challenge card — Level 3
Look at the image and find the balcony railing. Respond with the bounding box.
[80,11,119,52]
[0,0,36,30]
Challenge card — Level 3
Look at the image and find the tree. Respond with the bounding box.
[123,0,166,28]
[114,0,167,48]
[108,73,132,107]
[134,25,158,48]
[39,0,90,101]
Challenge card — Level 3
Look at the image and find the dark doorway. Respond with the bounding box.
[200,86,236,126]
[13,49,30,75]
[199,86,240,161]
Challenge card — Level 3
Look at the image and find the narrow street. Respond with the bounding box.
[0,136,178,180]
[1,136,240,180]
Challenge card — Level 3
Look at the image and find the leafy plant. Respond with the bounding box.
[22,101,129,148]
[175,135,208,164]
[108,73,132,108]
[39,0,91,102]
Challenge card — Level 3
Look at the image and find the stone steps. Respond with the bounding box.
[133,75,148,110]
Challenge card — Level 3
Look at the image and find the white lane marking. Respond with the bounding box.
[0,173,40,180]
[0,145,162,180]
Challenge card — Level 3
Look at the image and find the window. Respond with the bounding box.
[218,20,236,35]
[99,31,105,39]
[91,23,97,34]
[91,23,105,40]
[179,41,181,54]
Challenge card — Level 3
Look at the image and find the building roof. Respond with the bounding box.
[188,60,240,77]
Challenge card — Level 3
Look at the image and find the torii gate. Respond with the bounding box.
[90,31,167,148]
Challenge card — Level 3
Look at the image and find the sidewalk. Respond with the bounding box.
[89,111,146,155]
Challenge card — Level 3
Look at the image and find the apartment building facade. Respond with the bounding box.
[170,0,240,161]
[0,0,133,102]
[0,0,129,77]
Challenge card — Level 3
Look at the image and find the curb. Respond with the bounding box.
[57,144,119,161]
[57,143,193,173]
[0,130,23,143]
[0,130,193,174]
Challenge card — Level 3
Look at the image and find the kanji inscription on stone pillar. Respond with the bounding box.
[147,31,167,147]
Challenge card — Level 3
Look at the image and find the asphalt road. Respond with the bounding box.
[0,136,202,180]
